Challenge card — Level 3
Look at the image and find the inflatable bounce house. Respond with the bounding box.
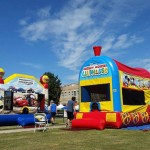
[72,46,150,130]
[0,69,50,126]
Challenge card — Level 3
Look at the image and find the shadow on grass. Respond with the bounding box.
[60,127,95,131]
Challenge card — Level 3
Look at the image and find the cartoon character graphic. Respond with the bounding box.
[148,81,150,89]
[123,75,130,87]
[25,94,38,106]
[13,94,38,107]
[13,96,28,107]
[130,77,135,86]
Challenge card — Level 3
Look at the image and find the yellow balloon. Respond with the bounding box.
[0,68,5,78]
[42,75,49,83]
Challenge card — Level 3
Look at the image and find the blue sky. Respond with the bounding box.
[0,0,150,85]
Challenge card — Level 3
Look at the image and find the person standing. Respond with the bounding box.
[66,96,76,127]
[50,100,57,125]
[74,101,79,112]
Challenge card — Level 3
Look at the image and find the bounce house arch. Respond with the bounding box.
[4,73,43,86]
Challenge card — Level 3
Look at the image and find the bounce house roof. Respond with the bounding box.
[114,59,150,78]
[92,46,150,78]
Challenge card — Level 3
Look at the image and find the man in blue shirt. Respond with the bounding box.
[66,97,76,128]
[50,100,57,125]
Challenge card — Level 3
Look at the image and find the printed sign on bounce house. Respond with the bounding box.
[81,63,109,78]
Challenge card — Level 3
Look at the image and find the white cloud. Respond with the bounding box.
[19,17,30,26]
[19,0,150,82]
[101,34,144,57]
[20,20,51,41]
[128,58,150,72]
[102,36,115,52]
[36,6,51,19]
[66,73,79,82]
[113,34,144,49]
[20,62,43,69]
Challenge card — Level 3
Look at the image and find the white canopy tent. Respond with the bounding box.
[57,104,65,110]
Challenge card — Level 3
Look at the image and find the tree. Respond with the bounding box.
[43,72,62,104]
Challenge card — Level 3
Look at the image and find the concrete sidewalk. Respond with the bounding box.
[0,124,66,134]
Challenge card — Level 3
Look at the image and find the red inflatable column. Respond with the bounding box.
[0,68,5,84]
[93,46,102,56]
[38,94,45,111]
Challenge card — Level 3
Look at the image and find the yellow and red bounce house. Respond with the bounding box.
[72,46,150,130]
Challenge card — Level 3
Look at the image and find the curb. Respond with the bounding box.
[0,125,66,134]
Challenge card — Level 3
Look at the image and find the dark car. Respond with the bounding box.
[26,88,34,93]
[7,86,17,93]
[17,88,26,93]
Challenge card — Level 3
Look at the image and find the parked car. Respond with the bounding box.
[26,88,34,93]
[7,86,17,93]
[17,88,26,93]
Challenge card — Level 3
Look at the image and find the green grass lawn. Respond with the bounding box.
[0,126,150,150]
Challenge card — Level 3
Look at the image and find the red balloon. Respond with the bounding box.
[44,84,49,89]
[0,78,4,84]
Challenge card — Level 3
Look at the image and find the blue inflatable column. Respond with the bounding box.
[107,58,122,112]
[112,78,122,111]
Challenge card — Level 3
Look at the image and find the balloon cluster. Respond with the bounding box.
[40,75,49,89]
[0,68,4,84]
